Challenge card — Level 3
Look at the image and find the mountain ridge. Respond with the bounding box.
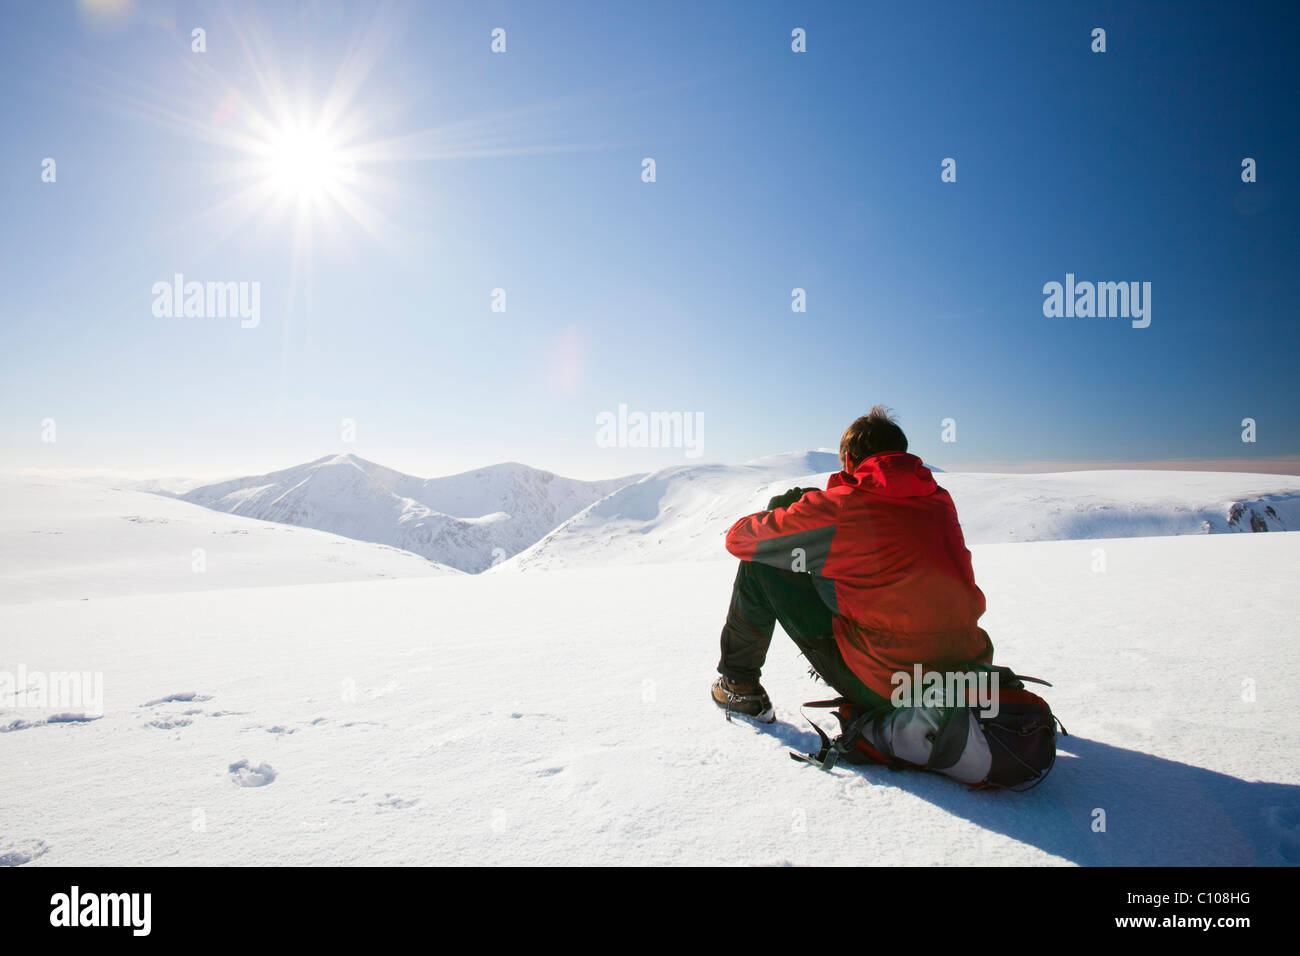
[165,453,643,573]
[151,451,1300,575]
[505,457,1300,571]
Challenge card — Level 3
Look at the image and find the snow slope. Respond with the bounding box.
[1,531,1297,866]
[0,476,455,606]
[169,454,639,573]
[944,469,1297,541]
[508,455,1300,570]
[511,451,841,570]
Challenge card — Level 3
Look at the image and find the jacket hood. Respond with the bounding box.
[827,451,937,498]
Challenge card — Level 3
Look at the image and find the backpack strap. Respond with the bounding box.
[789,711,838,770]
[789,702,888,772]
[923,705,976,773]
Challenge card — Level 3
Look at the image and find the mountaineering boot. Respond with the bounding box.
[711,675,775,723]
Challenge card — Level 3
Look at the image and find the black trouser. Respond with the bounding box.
[717,560,889,711]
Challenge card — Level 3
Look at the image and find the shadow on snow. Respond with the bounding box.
[750,718,1300,866]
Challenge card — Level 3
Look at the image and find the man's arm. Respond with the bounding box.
[724,488,841,574]
[765,486,820,511]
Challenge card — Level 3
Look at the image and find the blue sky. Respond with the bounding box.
[1,0,1296,479]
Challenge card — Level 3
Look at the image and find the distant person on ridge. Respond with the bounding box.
[711,406,992,724]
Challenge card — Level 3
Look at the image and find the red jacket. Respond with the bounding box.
[724,452,991,700]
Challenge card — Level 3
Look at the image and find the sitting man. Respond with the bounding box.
[711,406,993,724]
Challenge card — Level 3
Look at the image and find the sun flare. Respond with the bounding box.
[263,123,346,201]
[84,8,585,268]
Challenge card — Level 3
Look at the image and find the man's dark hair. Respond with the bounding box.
[840,406,908,468]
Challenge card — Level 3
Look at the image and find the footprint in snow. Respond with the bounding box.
[0,839,51,866]
[2,714,100,733]
[146,717,192,730]
[228,760,277,788]
[144,692,212,707]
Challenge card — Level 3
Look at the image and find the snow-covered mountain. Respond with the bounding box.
[167,454,640,573]
[938,470,1296,541]
[508,451,840,571]
[506,453,1300,570]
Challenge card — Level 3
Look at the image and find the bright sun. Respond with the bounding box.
[264,124,345,201]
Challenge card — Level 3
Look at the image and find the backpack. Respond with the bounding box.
[790,666,1066,791]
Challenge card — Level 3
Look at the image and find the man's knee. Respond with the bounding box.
[735,558,807,591]
[734,561,830,639]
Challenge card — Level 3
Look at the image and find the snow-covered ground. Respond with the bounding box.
[2,498,1297,864]
[0,476,455,606]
